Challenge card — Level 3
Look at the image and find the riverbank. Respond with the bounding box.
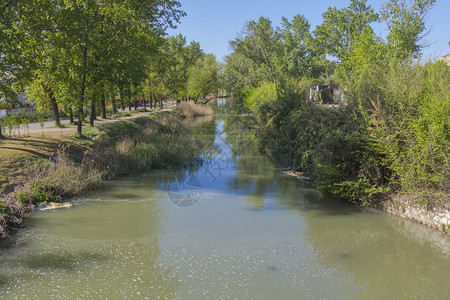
[280,159,450,233]
[245,97,450,234]
[375,193,450,233]
[0,104,212,239]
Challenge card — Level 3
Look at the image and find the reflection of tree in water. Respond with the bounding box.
[160,117,217,201]
[222,112,279,209]
[192,116,220,163]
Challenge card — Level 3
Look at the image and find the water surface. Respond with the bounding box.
[1,102,449,299]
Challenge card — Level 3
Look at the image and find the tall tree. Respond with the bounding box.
[230,17,281,85]
[380,0,436,59]
[313,0,378,61]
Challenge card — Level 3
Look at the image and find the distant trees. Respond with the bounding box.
[225,14,320,98]
[224,0,437,101]
[143,34,219,105]
[187,54,219,102]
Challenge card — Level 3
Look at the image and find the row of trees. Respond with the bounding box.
[224,0,449,203]
[1,1,219,136]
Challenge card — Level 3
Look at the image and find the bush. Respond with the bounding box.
[243,82,278,112]
[368,61,450,194]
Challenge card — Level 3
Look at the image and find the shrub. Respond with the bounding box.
[368,61,450,194]
[243,82,278,113]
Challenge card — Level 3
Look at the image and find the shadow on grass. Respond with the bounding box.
[0,147,50,159]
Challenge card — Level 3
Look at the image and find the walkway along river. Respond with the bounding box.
[0,99,449,299]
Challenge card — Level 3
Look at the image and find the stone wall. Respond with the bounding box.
[378,194,450,234]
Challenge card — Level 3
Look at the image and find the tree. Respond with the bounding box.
[0,0,36,112]
[225,14,323,98]
[313,0,378,61]
[187,54,219,102]
[380,0,436,59]
[277,15,312,79]
[230,17,282,85]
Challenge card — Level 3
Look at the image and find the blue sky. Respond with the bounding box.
[168,0,450,62]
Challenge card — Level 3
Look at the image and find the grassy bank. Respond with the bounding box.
[0,109,205,238]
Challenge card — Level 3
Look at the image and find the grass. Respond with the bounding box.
[88,111,202,177]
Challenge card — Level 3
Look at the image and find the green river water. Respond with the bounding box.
[1,101,449,299]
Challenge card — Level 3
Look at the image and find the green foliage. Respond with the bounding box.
[369,61,450,193]
[15,156,104,205]
[0,201,7,214]
[187,54,219,101]
[225,14,321,98]
[380,0,436,59]
[16,185,56,204]
[2,0,186,135]
[243,82,278,112]
[312,0,378,61]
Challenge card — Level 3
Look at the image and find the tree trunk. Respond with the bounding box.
[78,25,90,136]
[43,84,60,126]
[0,125,3,138]
[119,87,125,111]
[101,92,107,118]
[143,98,146,110]
[78,74,86,135]
[69,108,74,123]
[134,100,138,110]
[77,107,83,136]
[89,98,95,126]
[195,79,212,104]
[111,96,117,114]
[160,98,163,109]
[128,102,132,111]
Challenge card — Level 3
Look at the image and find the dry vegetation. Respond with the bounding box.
[175,102,214,117]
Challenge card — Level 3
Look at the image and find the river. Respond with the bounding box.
[0,100,449,299]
